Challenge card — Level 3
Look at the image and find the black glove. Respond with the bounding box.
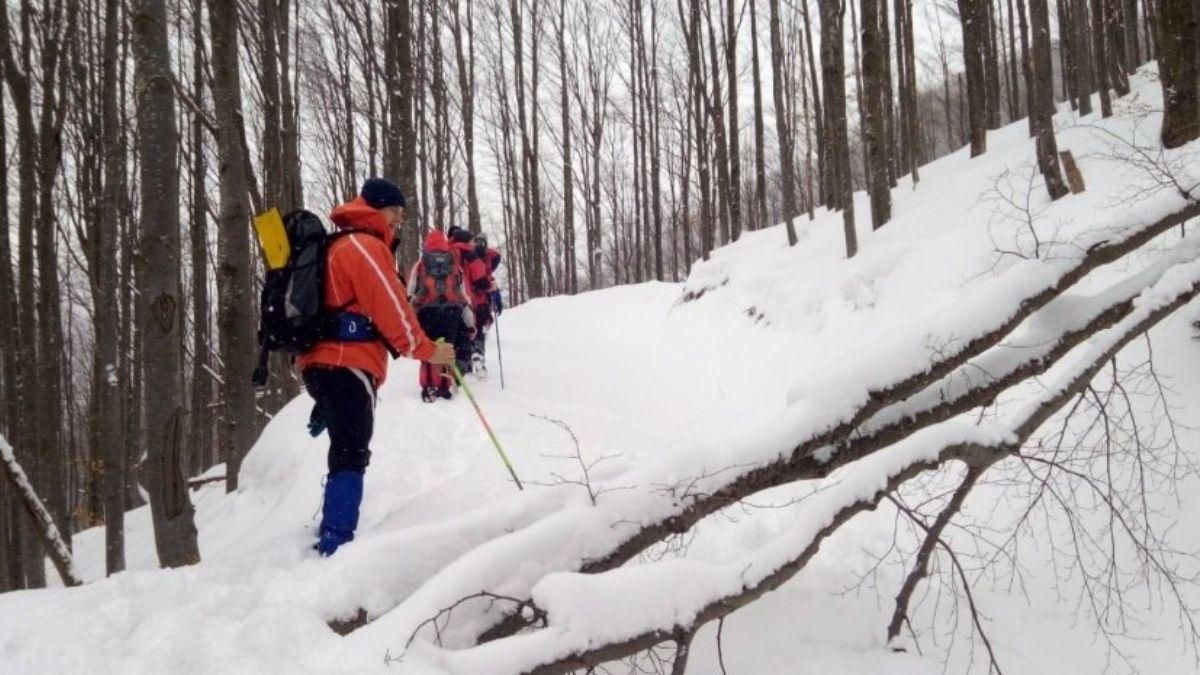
[490,289,503,315]
[307,404,327,438]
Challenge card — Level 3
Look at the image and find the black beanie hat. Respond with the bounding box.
[448,225,473,244]
[360,177,406,209]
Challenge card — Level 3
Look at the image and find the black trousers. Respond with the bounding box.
[417,304,473,364]
[303,365,376,473]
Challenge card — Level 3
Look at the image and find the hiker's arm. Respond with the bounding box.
[343,234,436,361]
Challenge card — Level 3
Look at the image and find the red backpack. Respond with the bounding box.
[412,246,467,308]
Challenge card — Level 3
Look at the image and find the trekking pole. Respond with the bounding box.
[494,311,506,390]
[439,340,523,490]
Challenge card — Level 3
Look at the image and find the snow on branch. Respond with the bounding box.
[461,223,1200,645]
[0,434,82,588]
[436,254,1200,675]
[571,240,1200,578]
[353,203,1200,650]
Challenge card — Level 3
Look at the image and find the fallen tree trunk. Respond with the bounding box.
[454,252,1200,675]
[0,434,82,588]
[476,213,1200,643]
[334,201,1200,646]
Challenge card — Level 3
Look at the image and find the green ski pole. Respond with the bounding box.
[439,340,523,490]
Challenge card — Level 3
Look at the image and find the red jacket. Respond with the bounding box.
[451,241,491,308]
[298,197,437,385]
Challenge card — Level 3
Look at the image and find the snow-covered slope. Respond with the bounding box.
[2,66,1199,674]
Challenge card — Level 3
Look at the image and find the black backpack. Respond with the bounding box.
[251,210,374,386]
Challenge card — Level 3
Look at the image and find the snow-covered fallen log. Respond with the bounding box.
[462,213,1200,645]
[0,434,81,588]
[434,242,1200,675]
[331,201,1200,661]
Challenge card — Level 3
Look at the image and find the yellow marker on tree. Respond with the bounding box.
[253,207,290,270]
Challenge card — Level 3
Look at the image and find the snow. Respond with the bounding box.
[4,66,1200,674]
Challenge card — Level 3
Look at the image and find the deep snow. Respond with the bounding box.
[2,66,1200,674]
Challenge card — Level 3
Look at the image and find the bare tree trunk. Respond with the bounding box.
[879,0,897,186]
[798,0,825,206]
[1016,0,1035,136]
[1030,0,1069,199]
[278,0,302,210]
[386,0,420,268]
[133,0,201,567]
[1,1,46,589]
[100,0,127,576]
[1158,0,1199,148]
[683,0,715,259]
[958,0,990,155]
[1072,0,1095,115]
[648,3,665,279]
[1102,0,1129,96]
[189,0,213,478]
[450,0,482,234]
[1007,0,1021,119]
[861,0,891,228]
[900,0,920,179]
[1091,0,1113,117]
[556,0,576,292]
[819,0,858,256]
[1123,0,1140,68]
[984,0,1003,127]
[766,0,797,245]
[725,0,742,242]
[702,3,733,250]
[0,51,18,592]
[209,0,257,494]
[749,0,769,230]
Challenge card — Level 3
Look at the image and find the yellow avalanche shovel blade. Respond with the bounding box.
[253,208,290,270]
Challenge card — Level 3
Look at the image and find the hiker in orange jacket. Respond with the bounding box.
[299,177,455,556]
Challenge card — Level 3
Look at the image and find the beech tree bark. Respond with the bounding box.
[100,0,127,575]
[209,0,258,494]
[132,0,201,567]
[958,0,990,156]
[768,0,798,246]
[1030,0,1069,200]
[861,0,892,228]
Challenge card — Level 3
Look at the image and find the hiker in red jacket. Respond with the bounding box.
[299,177,455,556]
[446,227,489,366]
[468,234,502,360]
[407,229,476,401]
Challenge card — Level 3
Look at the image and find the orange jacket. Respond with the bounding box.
[297,197,437,385]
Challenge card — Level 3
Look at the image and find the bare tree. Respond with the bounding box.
[209,0,258,493]
[99,0,127,575]
[861,0,892,228]
[1158,0,1199,148]
[1029,0,1069,200]
[958,0,991,155]
[818,0,858,256]
[768,0,798,246]
[132,0,200,567]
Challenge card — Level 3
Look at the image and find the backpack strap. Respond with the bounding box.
[322,228,395,351]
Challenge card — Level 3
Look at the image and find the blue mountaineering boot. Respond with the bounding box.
[315,470,364,556]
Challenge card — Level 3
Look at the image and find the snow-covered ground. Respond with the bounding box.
[2,66,1200,674]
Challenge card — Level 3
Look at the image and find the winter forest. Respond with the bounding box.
[1,0,1200,671]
